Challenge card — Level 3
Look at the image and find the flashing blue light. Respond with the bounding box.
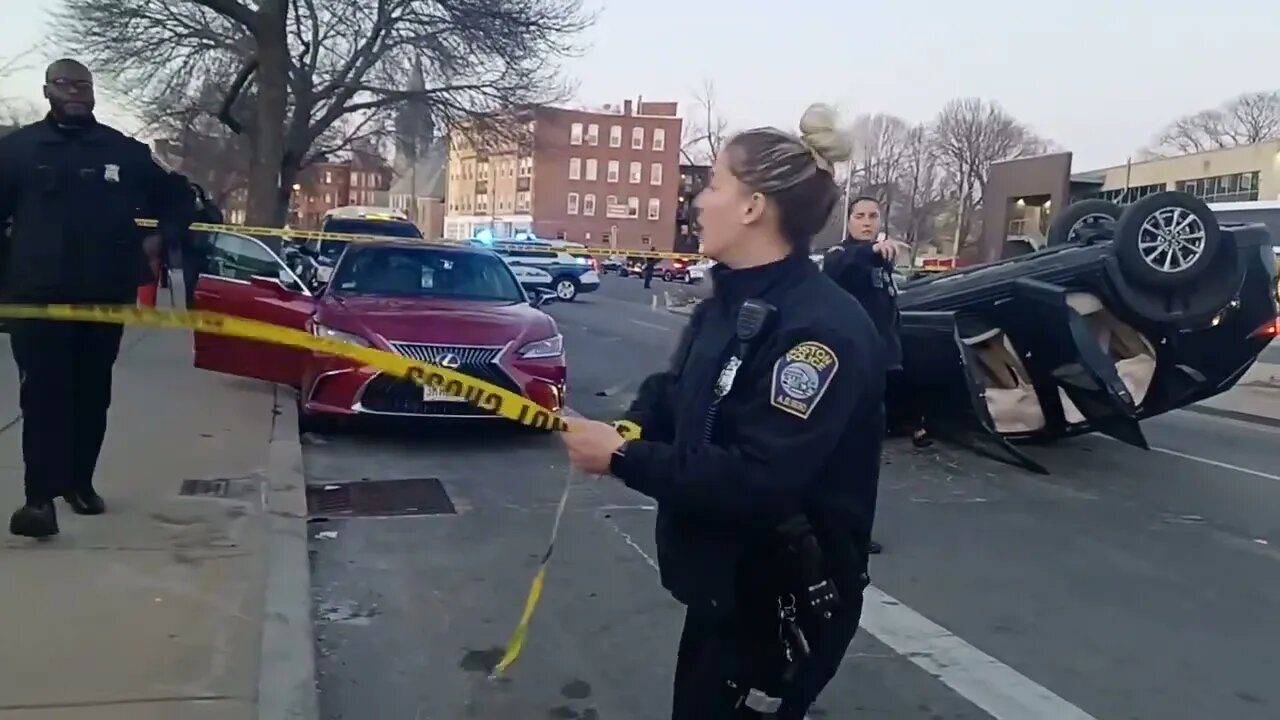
[473,228,494,245]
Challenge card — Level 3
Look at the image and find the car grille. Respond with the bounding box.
[359,343,522,416]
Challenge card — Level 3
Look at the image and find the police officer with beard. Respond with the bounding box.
[0,59,191,538]
[561,104,884,719]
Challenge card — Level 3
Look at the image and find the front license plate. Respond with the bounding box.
[423,386,466,402]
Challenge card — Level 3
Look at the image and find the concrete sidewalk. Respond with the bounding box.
[0,327,316,719]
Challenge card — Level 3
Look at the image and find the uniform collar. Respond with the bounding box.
[711,251,809,305]
[38,112,102,142]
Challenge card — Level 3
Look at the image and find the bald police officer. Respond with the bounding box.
[0,59,191,538]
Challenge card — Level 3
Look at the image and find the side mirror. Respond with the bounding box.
[249,271,300,296]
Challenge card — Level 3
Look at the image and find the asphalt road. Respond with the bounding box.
[304,274,1280,720]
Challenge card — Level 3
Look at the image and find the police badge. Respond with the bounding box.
[103,164,120,183]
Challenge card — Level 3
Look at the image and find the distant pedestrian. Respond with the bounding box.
[0,58,192,538]
[643,258,656,289]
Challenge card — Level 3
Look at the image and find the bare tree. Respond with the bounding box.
[149,80,254,207]
[931,98,1048,251]
[0,47,40,132]
[58,0,592,225]
[680,79,729,166]
[893,124,947,263]
[848,113,912,231]
[1149,90,1280,156]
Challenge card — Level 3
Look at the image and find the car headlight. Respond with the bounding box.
[517,334,563,359]
[310,323,371,348]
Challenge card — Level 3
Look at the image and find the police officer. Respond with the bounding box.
[0,59,191,538]
[643,257,657,289]
[179,181,223,309]
[561,104,884,719]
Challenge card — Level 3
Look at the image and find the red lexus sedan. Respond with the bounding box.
[191,233,566,429]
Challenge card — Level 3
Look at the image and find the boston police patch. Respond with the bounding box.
[770,341,839,419]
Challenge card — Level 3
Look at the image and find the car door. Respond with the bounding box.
[996,278,1147,448]
[900,310,1048,474]
[192,232,316,387]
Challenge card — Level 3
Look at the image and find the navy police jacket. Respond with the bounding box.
[612,252,886,613]
[823,239,903,371]
[0,114,191,303]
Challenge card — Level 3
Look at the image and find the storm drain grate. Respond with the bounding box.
[180,478,231,498]
[306,478,457,518]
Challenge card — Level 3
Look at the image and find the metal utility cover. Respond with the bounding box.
[306,478,457,518]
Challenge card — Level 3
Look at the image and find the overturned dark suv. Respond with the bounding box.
[894,191,1279,472]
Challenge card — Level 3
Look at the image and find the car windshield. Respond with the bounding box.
[330,246,525,302]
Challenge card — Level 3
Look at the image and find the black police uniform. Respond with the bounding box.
[822,240,927,435]
[611,251,886,719]
[0,114,189,516]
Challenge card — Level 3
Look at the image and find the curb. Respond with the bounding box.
[1183,403,1280,429]
[257,386,319,720]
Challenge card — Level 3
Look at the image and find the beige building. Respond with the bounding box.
[973,142,1280,265]
[1072,139,1280,205]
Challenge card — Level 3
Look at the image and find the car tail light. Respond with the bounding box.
[1248,315,1280,339]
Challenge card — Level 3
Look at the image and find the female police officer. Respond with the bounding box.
[561,104,886,719]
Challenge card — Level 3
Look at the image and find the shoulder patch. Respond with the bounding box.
[770,341,839,419]
[825,245,845,255]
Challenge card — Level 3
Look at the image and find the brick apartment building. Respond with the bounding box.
[675,164,711,253]
[291,151,393,228]
[445,99,683,252]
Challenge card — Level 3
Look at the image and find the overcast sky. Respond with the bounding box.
[2,0,1278,170]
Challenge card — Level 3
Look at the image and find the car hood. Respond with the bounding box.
[317,294,555,348]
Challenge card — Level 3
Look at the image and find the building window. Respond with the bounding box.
[570,123,583,145]
[569,157,581,180]
[650,163,663,186]
[586,124,599,146]
[517,191,531,212]
[323,170,333,184]
[653,128,666,152]
[556,231,567,240]
[632,127,644,150]
[606,195,623,219]
[629,161,642,184]
[585,158,598,181]
[607,160,620,183]
[1096,183,1166,206]
[648,198,661,220]
[610,125,622,148]
[1174,171,1261,204]
[641,235,652,246]
[583,193,596,216]
[567,192,580,215]
[627,196,640,219]
[519,157,532,177]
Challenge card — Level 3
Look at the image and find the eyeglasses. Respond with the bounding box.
[49,78,93,91]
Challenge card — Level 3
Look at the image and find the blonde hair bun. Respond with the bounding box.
[798,103,852,169]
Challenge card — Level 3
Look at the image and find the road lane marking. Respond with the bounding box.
[628,319,672,332]
[860,587,1097,720]
[1147,445,1280,482]
[602,518,1096,719]
[1094,434,1280,482]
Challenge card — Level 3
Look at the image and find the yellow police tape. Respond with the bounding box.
[0,302,569,674]
[135,217,706,262]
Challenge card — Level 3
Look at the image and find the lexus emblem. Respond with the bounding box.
[436,353,462,369]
